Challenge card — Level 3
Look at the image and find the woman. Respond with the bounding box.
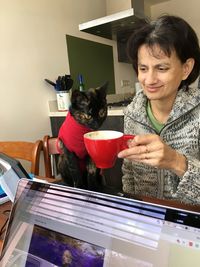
[118,15,200,204]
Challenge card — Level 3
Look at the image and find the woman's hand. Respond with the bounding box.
[118,134,187,176]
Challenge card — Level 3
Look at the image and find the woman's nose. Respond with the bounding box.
[145,70,158,84]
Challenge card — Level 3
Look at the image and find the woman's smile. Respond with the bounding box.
[145,85,163,93]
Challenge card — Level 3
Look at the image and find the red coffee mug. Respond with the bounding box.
[84,130,135,169]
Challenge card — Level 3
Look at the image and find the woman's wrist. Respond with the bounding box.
[171,151,188,177]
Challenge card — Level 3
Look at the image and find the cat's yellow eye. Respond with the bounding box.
[81,114,91,120]
[99,109,106,117]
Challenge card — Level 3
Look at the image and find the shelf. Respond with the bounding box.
[48,100,125,117]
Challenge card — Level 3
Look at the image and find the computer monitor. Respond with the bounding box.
[0,152,30,203]
[1,179,200,266]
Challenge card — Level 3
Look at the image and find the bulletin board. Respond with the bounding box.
[66,35,115,94]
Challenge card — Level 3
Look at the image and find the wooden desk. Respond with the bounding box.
[134,194,200,212]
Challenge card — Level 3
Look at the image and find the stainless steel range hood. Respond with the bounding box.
[79,0,145,62]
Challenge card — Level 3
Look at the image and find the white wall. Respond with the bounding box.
[150,0,200,88]
[106,0,132,14]
[6,0,199,144]
[150,0,200,37]
[0,0,136,143]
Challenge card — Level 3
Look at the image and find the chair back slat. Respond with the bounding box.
[43,135,59,178]
[0,140,43,175]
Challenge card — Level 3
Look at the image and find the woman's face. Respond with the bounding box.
[137,44,193,105]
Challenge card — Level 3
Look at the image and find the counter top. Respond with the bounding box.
[48,100,126,117]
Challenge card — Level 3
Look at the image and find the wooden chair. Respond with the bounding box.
[43,135,60,178]
[0,140,43,176]
[43,135,107,187]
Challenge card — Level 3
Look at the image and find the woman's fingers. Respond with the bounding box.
[118,144,148,158]
[119,134,182,172]
[133,134,160,145]
[118,134,166,167]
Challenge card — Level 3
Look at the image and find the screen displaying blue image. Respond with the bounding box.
[26,225,105,267]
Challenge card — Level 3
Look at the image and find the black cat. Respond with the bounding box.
[57,83,108,190]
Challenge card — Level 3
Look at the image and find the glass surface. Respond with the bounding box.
[1,179,200,267]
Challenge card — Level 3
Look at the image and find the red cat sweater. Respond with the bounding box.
[58,112,92,170]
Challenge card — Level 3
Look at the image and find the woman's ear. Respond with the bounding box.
[182,58,195,80]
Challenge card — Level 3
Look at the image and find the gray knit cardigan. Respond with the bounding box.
[122,86,200,205]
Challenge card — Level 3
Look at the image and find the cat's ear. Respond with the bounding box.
[71,89,81,98]
[71,89,80,103]
[96,81,108,98]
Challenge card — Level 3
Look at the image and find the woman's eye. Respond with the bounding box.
[157,65,169,72]
[138,66,147,72]
[158,68,167,71]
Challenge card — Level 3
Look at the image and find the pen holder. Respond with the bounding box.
[56,91,71,111]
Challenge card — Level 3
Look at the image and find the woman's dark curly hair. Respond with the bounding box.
[127,15,200,89]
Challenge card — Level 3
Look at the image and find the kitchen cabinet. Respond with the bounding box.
[49,107,124,191]
[50,117,65,137]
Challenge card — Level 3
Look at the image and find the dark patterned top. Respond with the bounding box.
[122,86,200,204]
